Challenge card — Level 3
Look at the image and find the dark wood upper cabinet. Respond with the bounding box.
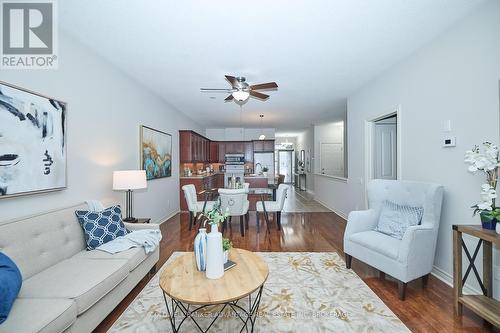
[218,142,226,163]
[209,141,218,163]
[181,131,274,163]
[263,140,275,151]
[253,140,275,152]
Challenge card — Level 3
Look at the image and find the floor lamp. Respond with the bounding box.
[113,170,147,222]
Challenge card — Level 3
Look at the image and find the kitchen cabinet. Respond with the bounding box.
[253,140,275,152]
[209,142,218,163]
[179,130,211,163]
[218,142,226,163]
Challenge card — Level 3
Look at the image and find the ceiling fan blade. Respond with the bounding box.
[225,75,237,87]
[250,91,269,100]
[224,94,234,101]
[250,82,278,90]
[200,88,235,93]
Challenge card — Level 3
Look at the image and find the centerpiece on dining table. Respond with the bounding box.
[193,200,230,279]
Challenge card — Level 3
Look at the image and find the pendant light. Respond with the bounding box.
[258,114,266,140]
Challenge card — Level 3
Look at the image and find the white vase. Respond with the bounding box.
[223,250,229,264]
[194,228,207,271]
[206,224,224,279]
[263,171,268,177]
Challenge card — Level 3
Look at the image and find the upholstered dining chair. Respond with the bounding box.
[256,183,288,231]
[182,184,216,230]
[218,188,249,236]
[343,179,444,300]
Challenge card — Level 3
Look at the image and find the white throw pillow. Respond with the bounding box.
[375,200,424,240]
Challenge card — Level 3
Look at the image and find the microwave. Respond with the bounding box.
[225,153,245,165]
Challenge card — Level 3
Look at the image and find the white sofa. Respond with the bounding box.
[0,203,160,333]
[344,179,444,300]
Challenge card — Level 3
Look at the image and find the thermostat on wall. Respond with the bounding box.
[443,136,456,147]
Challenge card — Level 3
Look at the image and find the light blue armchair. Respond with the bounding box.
[344,179,444,300]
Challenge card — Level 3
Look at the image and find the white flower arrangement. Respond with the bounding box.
[464,142,500,215]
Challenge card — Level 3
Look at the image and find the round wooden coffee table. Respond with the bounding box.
[160,248,268,332]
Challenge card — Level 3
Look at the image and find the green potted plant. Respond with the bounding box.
[262,166,269,177]
[222,238,233,263]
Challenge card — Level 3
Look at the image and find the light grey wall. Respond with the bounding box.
[314,0,500,296]
[0,32,203,224]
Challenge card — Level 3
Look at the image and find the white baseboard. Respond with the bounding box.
[431,265,482,295]
[307,189,315,196]
[313,197,348,220]
[153,209,180,225]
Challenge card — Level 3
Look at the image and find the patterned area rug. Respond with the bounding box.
[109,252,409,332]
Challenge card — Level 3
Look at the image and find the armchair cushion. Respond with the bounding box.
[348,231,400,259]
[375,200,423,240]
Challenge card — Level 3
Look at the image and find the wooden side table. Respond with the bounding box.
[452,225,500,327]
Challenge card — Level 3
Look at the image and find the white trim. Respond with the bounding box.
[364,105,402,205]
[313,197,348,220]
[314,173,348,182]
[154,209,180,225]
[431,265,482,295]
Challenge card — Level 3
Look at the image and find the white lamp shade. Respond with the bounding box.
[113,170,147,190]
[232,90,250,102]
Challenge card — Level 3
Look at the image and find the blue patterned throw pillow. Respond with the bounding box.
[375,200,424,240]
[0,253,22,324]
[75,205,128,250]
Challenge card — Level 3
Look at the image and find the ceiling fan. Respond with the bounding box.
[200,75,278,102]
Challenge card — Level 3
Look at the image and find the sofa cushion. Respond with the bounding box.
[72,247,147,272]
[0,298,76,333]
[349,230,400,259]
[0,253,22,324]
[18,258,128,315]
[75,205,128,250]
[375,200,423,239]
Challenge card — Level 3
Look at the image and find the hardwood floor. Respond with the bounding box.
[94,211,497,333]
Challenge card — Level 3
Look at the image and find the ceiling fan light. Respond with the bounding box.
[259,134,266,140]
[232,90,250,102]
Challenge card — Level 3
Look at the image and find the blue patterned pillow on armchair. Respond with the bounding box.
[75,205,128,250]
[375,200,424,240]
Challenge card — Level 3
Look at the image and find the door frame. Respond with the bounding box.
[277,149,293,184]
[364,105,402,201]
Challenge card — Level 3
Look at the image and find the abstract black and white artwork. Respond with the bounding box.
[0,81,67,198]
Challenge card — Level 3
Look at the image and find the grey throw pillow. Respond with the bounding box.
[375,200,424,240]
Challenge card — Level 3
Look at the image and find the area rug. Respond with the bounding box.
[108,252,409,332]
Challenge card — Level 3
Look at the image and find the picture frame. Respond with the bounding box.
[0,81,67,199]
[140,125,172,180]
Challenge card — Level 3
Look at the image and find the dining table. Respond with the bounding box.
[197,186,275,234]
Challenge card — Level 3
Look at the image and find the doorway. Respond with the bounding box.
[373,115,397,180]
[278,150,293,183]
[364,106,402,186]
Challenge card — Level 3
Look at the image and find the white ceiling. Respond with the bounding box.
[60,0,484,130]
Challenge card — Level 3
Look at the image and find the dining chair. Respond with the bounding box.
[256,183,288,231]
[218,188,249,236]
[182,184,216,230]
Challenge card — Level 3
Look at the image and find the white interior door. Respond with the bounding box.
[278,150,293,183]
[320,142,344,177]
[374,123,397,180]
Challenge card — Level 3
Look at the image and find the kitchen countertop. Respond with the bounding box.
[179,172,223,179]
